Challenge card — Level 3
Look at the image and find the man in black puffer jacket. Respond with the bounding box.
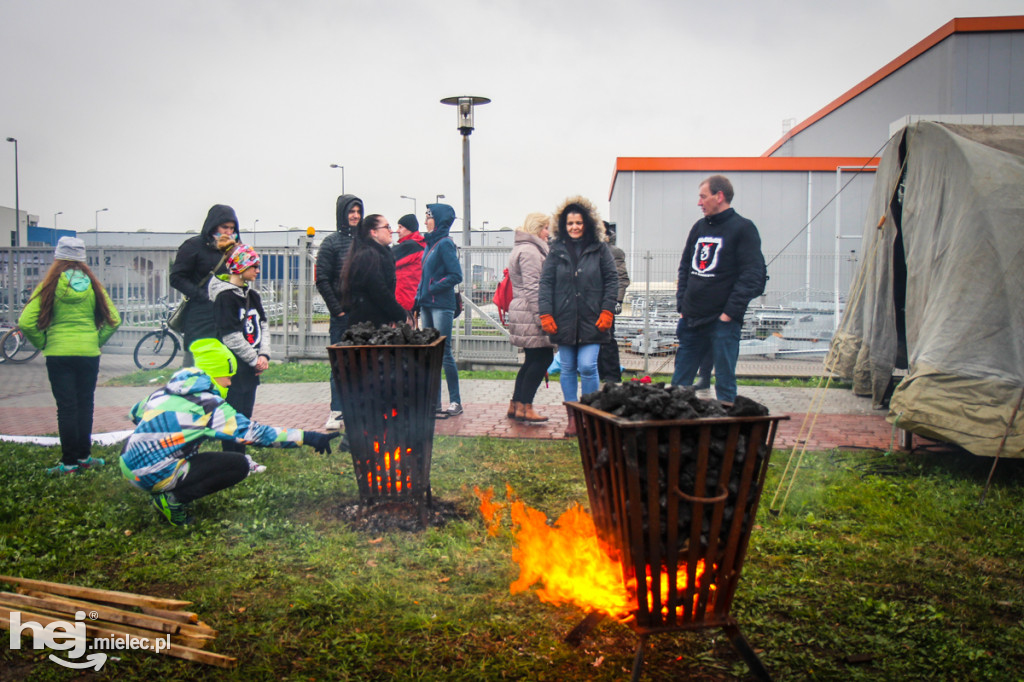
[671,175,766,404]
[170,204,240,363]
[315,194,363,430]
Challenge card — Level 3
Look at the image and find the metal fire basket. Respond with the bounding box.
[327,337,445,525]
[566,402,787,682]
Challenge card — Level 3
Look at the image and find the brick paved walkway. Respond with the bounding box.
[0,354,899,451]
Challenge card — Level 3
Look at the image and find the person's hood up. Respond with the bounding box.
[425,203,456,245]
[164,367,220,398]
[336,194,364,235]
[552,195,605,243]
[201,204,241,243]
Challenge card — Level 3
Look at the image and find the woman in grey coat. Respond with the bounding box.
[506,213,554,423]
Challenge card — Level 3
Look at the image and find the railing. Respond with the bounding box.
[2,244,852,370]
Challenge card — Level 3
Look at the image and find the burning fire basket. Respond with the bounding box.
[327,337,445,526]
[566,401,787,682]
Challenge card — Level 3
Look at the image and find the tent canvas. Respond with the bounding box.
[827,121,1024,458]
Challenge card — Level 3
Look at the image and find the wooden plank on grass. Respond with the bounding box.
[0,575,192,610]
[16,591,216,637]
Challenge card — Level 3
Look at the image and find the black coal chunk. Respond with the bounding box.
[581,382,765,421]
[338,322,441,346]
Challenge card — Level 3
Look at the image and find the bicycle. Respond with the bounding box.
[0,326,41,363]
[133,300,182,370]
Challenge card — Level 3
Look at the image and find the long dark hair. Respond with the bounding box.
[340,214,385,307]
[32,260,118,331]
[557,202,598,245]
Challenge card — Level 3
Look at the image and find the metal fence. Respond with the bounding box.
[2,243,849,371]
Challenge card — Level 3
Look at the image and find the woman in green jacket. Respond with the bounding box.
[19,237,121,474]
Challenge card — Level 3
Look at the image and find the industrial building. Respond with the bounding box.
[608,15,1024,307]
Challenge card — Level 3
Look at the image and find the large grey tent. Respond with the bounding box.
[827,121,1024,458]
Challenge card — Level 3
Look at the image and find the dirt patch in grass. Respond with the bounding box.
[329,498,473,533]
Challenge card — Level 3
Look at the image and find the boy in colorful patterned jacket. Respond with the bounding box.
[119,338,337,526]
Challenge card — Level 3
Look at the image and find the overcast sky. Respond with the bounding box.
[1,0,1021,237]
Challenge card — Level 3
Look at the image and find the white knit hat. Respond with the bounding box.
[54,236,87,262]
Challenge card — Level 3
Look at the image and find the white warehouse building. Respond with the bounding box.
[608,15,1024,307]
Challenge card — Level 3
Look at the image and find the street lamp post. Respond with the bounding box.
[435,194,445,204]
[330,164,345,194]
[54,211,62,239]
[400,195,417,215]
[94,208,108,246]
[481,221,489,231]
[5,137,19,247]
[440,95,490,332]
[252,218,260,246]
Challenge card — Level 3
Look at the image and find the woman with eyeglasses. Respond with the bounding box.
[209,243,271,455]
[340,214,409,327]
[414,203,464,417]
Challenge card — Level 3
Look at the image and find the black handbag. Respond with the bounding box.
[167,253,228,334]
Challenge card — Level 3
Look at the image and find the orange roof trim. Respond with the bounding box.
[761,15,1024,157]
[610,157,878,198]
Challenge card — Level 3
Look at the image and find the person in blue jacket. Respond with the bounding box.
[414,203,464,417]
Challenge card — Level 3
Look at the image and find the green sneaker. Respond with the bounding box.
[77,456,106,469]
[47,463,80,475]
[151,493,193,526]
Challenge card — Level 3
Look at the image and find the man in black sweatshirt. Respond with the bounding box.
[671,175,766,404]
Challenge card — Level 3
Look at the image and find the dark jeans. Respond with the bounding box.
[695,350,714,389]
[597,319,621,382]
[328,314,350,412]
[421,306,461,406]
[513,347,554,404]
[224,362,260,454]
[671,318,743,402]
[168,451,250,504]
[46,356,100,465]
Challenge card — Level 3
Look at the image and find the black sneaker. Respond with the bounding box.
[447,403,463,416]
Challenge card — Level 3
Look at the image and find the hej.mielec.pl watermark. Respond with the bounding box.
[8,609,171,670]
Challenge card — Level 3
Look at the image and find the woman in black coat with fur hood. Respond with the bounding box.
[538,196,618,436]
[341,215,409,327]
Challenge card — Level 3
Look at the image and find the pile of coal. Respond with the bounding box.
[579,381,769,420]
[338,322,441,346]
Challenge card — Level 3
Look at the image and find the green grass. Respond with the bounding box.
[105,362,851,389]
[2,438,1022,680]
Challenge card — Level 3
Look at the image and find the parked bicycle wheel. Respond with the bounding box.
[1,327,41,363]
[134,330,180,369]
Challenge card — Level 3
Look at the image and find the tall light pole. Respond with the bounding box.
[5,137,19,247]
[435,194,445,204]
[94,208,108,246]
[440,95,490,332]
[330,164,345,194]
[54,211,62,240]
[439,95,489,249]
[252,218,260,246]
[481,220,489,231]
[400,195,416,215]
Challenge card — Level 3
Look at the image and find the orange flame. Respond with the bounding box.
[475,486,716,620]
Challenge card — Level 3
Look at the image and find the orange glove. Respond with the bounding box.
[596,310,614,332]
[540,314,558,335]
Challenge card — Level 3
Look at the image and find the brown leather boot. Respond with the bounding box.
[520,404,548,423]
[507,400,519,419]
[563,407,578,437]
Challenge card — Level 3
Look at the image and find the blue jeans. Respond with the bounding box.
[421,306,461,406]
[328,314,350,412]
[671,317,742,402]
[558,343,601,402]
